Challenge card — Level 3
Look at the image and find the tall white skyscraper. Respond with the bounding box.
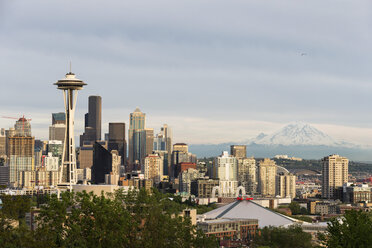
[213,151,238,197]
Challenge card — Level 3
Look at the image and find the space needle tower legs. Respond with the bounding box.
[54,71,87,190]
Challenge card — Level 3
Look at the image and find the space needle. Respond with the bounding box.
[54,70,86,188]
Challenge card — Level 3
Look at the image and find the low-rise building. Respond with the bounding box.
[179,168,204,195]
[191,178,219,198]
[336,183,372,204]
[198,218,258,240]
[315,202,338,215]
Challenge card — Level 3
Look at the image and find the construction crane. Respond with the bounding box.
[1,115,32,132]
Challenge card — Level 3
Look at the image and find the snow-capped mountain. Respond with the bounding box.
[250,122,354,147]
[189,122,371,160]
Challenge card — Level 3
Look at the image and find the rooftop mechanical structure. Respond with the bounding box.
[54,72,86,188]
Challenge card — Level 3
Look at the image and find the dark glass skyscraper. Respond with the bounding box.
[80,95,102,145]
[92,141,112,184]
[108,123,126,166]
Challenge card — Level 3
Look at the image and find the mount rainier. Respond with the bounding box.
[249,122,355,148]
[189,122,370,161]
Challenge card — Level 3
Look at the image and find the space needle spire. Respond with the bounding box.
[54,71,86,188]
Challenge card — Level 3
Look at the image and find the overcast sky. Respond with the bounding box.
[1,0,372,145]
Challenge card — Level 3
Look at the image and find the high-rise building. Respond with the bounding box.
[213,151,238,181]
[322,154,349,199]
[230,145,246,159]
[108,123,126,166]
[154,124,172,175]
[7,135,34,158]
[54,71,86,186]
[237,157,257,195]
[50,113,66,143]
[143,154,163,185]
[49,124,66,142]
[92,141,112,184]
[78,143,94,169]
[213,151,238,197]
[173,143,188,153]
[144,128,154,159]
[80,96,102,145]
[49,112,66,143]
[153,150,169,176]
[46,140,63,164]
[179,168,204,195]
[52,112,66,125]
[276,173,296,199]
[0,128,6,157]
[14,117,32,137]
[7,118,35,187]
[128,107,146,165]
[0,164,9,186]
[258,158,277,197]
[171,143,197,178]
[191,178,219,198]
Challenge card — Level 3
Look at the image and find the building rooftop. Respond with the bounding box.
[202,199,299,227]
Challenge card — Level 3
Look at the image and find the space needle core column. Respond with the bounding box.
[54,71,86,188]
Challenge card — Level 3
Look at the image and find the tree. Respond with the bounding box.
[253,225,313,248]
[288,201,301,215]
[324,210,372,248]
[0,195,32,220]
[0,188,217,248]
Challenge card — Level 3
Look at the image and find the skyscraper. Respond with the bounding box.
[144,128,154,158]
[80,96,102,145]
[54,71,86,186]
[143,154,163,185]
[7,118,34,187]
[52,112,66,125]
[230,145,246,159]
[276,173,296,199]
[153,124,172,176]
[212,151,238,197]
[50,112,66,142]
[128,107,146,165]
[108,123,126,166]
[258,158,277,197]
[0,128,5,157]
[92,141,112,184]
[237,157,257,195]
[322,154,348,199]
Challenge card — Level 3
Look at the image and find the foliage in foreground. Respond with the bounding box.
[0,189,217,248]
[253,225,313,248]
[320,210,372,248]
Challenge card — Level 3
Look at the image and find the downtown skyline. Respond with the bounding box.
[1,0,372,145]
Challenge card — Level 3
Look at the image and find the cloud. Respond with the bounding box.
[1,0,372,146]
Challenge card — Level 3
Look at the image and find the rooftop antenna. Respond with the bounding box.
[69,61,72,73]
